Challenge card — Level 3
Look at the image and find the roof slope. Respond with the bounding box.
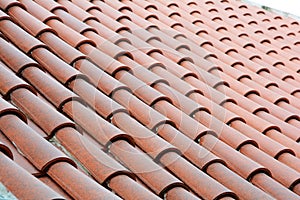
[0,0,300,199]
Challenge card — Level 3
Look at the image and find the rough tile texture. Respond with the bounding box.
[0,0,300,199]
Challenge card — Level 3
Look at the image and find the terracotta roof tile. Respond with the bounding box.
[0,152,64,200]
[1,0,300,199]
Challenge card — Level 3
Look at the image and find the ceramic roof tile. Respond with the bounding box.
[1,0,300,199]
[0,152,64,200]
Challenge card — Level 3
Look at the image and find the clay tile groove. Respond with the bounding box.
[2,0,300,198]
[0,153,65,200]
[7,6,57,38]
[0,0,26,12]
[0,62,36,100]
[0,95,27,123]
[34,0,68,13]
[10,89,76,138]
[111,112,181,162]
[115,70,171,106]
[0,115,76,173]
[20,0,62,23]
[38,32,86,66]
[0,18,47,54]
[47,162,122,199]
[55,127,135,184]
[0,38,40,75]
[0,138,13,160]
[58,0,99,23]
[109,140,188,197]
[21,66,83,111]
[31,47,87,85]
[0,9,11,21]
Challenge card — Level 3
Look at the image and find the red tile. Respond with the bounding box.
[150,28,190,53]
[156,123,225,172]
[110,140,187,197]
[256,110,300,142]
[230,119,294,158]
[87,10,130,36]
[293,183,300,196]
[0,114,76,172]
[20,0,61,23]
[55,127,134,184]
[219,74,259,97]
[0,130,40,176]
[79,44,130,76]
[0,94,25,123]
[34,0,67,13]
[152,54,197,79]
[7,6,56,37]
[24,1,94,49]
[109,175,160,199]
[274,90,300,112]
[183,61,229,87]
[127,64,168,86]
[194,111,257,150]
[0,152,64,199]
[153,67,202,96]
[249,94,298,122]
[206,162,273,199]
[58,0,99,24]
[165,187,201,200]
[1,0,300,198]
[113,89,174,130]
[154,100,213,141]
[111,112,180,161]
[22,67,82,110]
[46,16,95,49]
[223,88,268,114]
[69,78,127,120]
[38,32,86,65]
[92,0,130,22]
[189,92,245,124]
[115,70,170,106]
[74,59,130,96]
[31,48,86,84]
[47,162,121,199]
[251,173,300,199]
[123,33,162,56]
[278,153,300,173]
[200,134,270,180]
[154,83,209,115]
[70,0,101,15]
[0,62,36,100]
[0,38,39,75]
[265,129,300,158]
[0,17,46,54]
[0,0,25,11]
[160,152,237,199]
[53,7,97,35]
[38,176,72,199]
[184,76,235,105]
[118,43,165,69]
[85,31,132,60]
[123,1,154,19]
[0,137,13,159]
[62,101,134,149]
[240,144,300,189]
[10,88,75,138]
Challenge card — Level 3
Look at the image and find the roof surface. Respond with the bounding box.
[0,0,300,199]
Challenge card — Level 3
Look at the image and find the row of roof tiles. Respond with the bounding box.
[0,0,300,199]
